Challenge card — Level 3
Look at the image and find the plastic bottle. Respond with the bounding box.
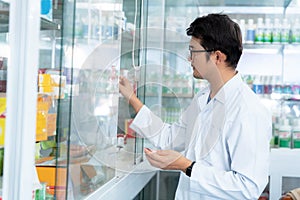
[292,119,300,148]
[252,75,263,95]
[272,113,281,148]
[246,19,255,44]
[283,83,292,95]
[278,118,292,148]
[281,18,290,44]
[263,18,272,44]
[272,76,283,95]
[291,18,300,44]
[35,182,46,200]
[272,18,281,44]
[263,76,272,97]
[255,18,264,44]
[239,19,246,44]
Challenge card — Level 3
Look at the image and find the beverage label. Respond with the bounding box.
[281,30,290,43]
[246,30,255,44]
[272,30,281,43]
[253,84,263,94]
[293,131,300,148]
[263,30,272,43]
[255,29,264,43]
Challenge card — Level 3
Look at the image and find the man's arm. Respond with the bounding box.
[120,76,191,151]
[119,76,143,113]
[144,148,192,173]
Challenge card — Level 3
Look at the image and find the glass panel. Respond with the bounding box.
[118,0,145,165]
[66,0,123,199]
[35,0,67,199]
[142,0,194,137]
[36,0,145,198]
[141,1,300,199]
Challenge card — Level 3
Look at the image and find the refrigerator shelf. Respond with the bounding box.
[0,1,60,33]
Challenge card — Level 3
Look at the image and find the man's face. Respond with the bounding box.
[188,37,210,79]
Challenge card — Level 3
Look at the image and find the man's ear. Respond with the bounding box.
[215,50,226,64]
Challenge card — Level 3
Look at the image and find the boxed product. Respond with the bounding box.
[36,101,49,142]
[36,166,67,197]
[0,57,7,70]
[40,0,53,21]
[0,95,6,146]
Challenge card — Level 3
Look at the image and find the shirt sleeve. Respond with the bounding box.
[129,105,188,151]
[189,110,272,199]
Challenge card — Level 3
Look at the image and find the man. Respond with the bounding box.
[119,13,272,199]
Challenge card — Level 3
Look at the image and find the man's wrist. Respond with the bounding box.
[181,160,193,173]
[185,161,196,177]
[129,95,143,113]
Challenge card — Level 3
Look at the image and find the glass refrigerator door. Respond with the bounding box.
[65,1,122,198]
[35,0,147,199]
[140,1,198,151]
[35,0,68,199]
[33,0,126,199]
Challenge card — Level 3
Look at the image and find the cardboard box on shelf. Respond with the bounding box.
[0,118,5,146]
[0,80,6,93]
[125,119,136,138]
[39,86,54,93]
[37,94,53,110]
[36,166,67,197]
[40,0,53,21]
[38,74,52,87]
[47,113,57,137]
[0,57,7,70]
[0,95,6,146]
[70,164,106,195]
[36,101,49,142]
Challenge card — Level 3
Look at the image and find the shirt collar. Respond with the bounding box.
[196,86,210,110]
[213,72,242,104]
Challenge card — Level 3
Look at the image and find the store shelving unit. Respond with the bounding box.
[0,2,60,33]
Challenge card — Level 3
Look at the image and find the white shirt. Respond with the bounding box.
[130,73,272,200]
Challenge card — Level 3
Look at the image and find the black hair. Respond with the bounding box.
[186,13,243,69]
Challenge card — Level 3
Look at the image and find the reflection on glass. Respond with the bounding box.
[65,0,125,199]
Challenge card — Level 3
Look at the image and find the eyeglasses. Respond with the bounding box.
[189,46,214,58]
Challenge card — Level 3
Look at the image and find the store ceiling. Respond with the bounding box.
[162,0,292,7]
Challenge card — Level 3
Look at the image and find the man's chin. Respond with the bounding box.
[193,74,203,79]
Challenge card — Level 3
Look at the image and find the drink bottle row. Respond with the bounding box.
[243,75,300,99]
[243,74,300,149]
[236,17,300,44]
[272,116,300,149]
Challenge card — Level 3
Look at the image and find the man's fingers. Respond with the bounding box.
[156,150,182,160]
[144,148,152,154]
[119,76,128,85]
[145,154,167,169]
[145,150,163,163]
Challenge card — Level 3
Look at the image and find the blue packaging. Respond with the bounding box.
[41,0,52,20]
